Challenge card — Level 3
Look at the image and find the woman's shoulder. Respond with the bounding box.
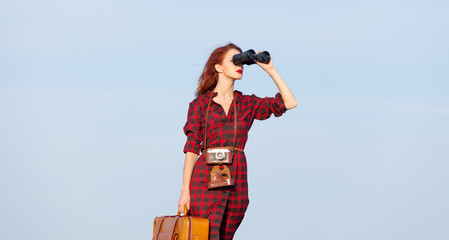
[235,90,259,102]
[188,91,212,107]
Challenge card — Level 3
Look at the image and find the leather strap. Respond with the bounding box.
[163,216,192,240]
[203,92,214,151]
[169,216,180,240]
[203,91,239,154]
[232,99,237,153]
[154,216,167,240]
[233,147,243,152]
[188,217,192,240]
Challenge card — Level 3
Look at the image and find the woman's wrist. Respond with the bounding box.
[181,186,190,194]
[267,68,278,77]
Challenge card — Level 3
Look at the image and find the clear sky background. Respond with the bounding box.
[1,0,448,239]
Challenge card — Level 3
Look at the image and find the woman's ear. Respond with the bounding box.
[215,63,222,73]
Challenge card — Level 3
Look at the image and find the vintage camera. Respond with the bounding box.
[205,148,233,164]
[232,49,271,65]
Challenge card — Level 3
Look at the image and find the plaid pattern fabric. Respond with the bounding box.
[183,90,287,240]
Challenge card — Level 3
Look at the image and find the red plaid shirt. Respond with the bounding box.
[183,90,288,239]
[183,90,287,154]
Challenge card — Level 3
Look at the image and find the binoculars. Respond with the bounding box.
[232,49,271,66]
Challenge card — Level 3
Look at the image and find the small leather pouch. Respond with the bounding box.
[204,147,234,165]
[206,165,234,189]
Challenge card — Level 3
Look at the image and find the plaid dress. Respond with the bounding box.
[183,90,287,240]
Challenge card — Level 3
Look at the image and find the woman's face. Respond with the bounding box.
[215,49,243,81]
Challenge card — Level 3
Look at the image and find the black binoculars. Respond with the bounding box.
[232,49,271,66]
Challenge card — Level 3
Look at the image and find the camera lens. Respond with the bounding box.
[216,152,224,160]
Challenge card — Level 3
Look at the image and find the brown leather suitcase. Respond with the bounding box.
[153,209,209,240]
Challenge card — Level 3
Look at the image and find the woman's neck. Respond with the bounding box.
[213,78,235,99]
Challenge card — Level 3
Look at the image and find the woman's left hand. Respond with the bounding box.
[255,51,276,75]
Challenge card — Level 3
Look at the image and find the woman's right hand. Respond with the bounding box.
[178,191,190,214]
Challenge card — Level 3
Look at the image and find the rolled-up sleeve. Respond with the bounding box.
[253,92,287,120]
[183,101,203,154]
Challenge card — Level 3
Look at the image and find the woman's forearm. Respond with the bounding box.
[181,152,198,193]
[267,69,298,110]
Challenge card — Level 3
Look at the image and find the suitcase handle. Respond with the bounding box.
[177,205,189,216]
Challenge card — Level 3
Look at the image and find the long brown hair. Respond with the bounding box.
[195,43,242,97]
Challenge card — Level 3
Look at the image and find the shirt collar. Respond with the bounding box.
[205,90,242,103]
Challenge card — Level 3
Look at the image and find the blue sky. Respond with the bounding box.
[1,0,448,239]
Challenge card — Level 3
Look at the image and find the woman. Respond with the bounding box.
[178,43,297,240]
